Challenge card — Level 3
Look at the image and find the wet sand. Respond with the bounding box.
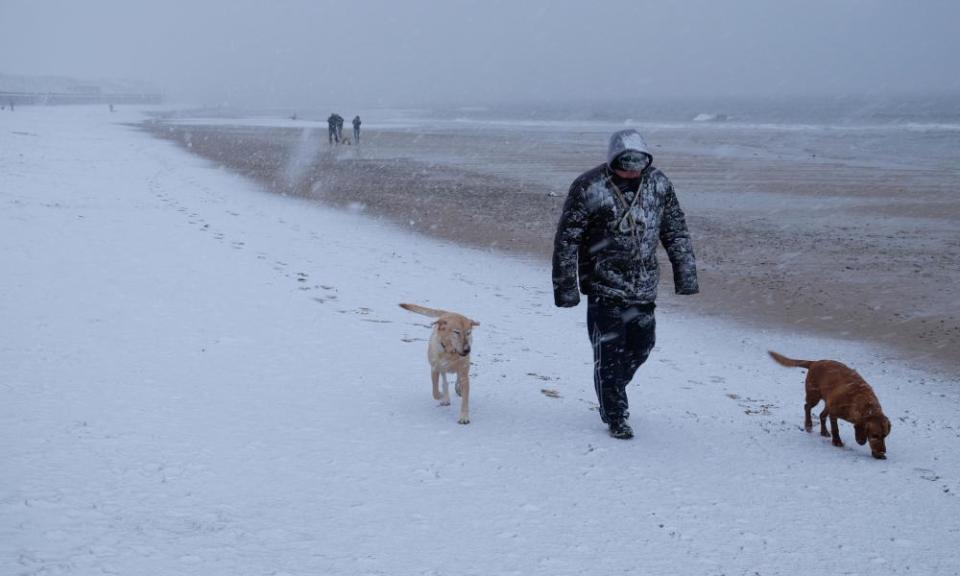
[144,121,960,374]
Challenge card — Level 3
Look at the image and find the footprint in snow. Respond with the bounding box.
[915,468,940,482]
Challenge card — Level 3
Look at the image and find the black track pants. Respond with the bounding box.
[587,297,656,424]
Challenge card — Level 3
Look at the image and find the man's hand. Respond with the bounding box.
[673,271,699,296]
[554,292,580,308]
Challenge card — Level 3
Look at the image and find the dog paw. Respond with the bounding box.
[458,415,470,425]
[439,399,451,406]
[833,439,844,448]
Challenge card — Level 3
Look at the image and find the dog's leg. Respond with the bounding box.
[457,368,470,425]
[440,372,451,406]
[829,414,844,447]
[432,369,441,400]
[804,374,822,434]
[819,408,831,438]
[804,391,820,433]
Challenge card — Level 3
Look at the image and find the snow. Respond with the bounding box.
[692,113,728,122]
[613,131,650,156]
[2,106,959,575]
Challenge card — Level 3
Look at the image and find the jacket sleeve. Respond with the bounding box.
[552,181,588,307]
[659,180,700,295]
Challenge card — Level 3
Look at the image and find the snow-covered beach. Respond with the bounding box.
[3,106,960,575]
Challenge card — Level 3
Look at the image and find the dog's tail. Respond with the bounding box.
[399,303,448,318]
[768,350,813,369]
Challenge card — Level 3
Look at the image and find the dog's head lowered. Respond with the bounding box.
[855,414,892,459]
[434,313,479,357]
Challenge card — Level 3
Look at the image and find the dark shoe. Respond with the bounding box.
[608,419,634,439]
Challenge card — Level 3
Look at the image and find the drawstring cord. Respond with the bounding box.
[606,173,644,242]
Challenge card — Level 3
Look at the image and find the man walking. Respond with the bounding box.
[327,113,339,144]
[552,129,699,439]
[352,115,362,144]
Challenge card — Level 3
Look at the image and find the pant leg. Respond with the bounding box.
[354,127,360,142]
[587,298,629,424]
[587,298,656,424]
[621,304,656,384]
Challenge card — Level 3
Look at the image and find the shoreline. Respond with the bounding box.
[143,121,960,375]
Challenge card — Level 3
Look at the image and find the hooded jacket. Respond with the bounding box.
[552,129,699,306]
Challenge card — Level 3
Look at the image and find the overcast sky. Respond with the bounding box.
[1,0,958,108]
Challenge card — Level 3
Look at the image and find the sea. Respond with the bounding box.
[169,94,960,172]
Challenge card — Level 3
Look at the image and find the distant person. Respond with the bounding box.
[9,100,14,112]
[552,129,699,439]
[327,113,340,144]
[108,103,115,113]
[352,115,362,144]
[335,114,344,142]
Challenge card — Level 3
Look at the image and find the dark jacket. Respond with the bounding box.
[552,130,699,307]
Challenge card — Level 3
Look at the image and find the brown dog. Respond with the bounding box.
[400,303,479,424]
[769,351,891,459]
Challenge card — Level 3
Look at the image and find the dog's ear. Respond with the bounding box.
[883,416,892,436]
[435,319,448,329]
[855,424,867,446]
[471,320,480,327]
